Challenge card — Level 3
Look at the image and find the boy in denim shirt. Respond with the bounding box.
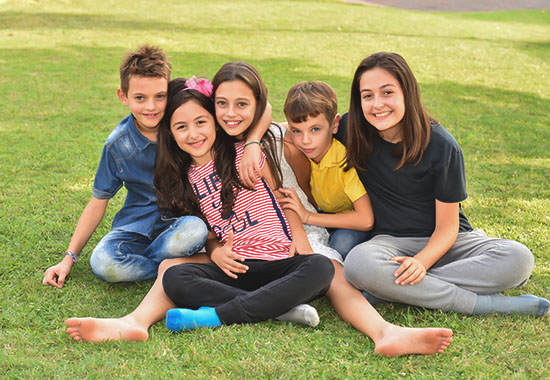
[43,45,207,288]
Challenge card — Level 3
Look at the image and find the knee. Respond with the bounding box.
[343,247,365,285]
[158,258,177,277]
[173,216,208,239]
[165,216,208,257]
[343,258,362,290]
[329,236,354,259]
[329,230,368,259]
[90,244,121,283]
[343,246,383,290]
[162,265,188,302]
[515,242,534,273]
[304,255,335,287]
[504,240,534,286]
[317,255,335,283]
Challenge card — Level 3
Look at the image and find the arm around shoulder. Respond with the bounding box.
[239,102,273,187]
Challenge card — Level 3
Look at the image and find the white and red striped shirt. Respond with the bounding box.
[188,142,292,261]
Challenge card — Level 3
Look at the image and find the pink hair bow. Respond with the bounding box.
[183,76,213,97]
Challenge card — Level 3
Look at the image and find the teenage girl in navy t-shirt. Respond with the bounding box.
[341,52,549,317]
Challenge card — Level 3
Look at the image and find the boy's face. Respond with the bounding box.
[117,75,168,138]
[287,113,339,164]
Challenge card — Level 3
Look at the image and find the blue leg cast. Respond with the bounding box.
[166,307,222,332]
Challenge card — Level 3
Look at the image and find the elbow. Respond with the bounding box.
[354,219,373,231]
[361,217,374,231]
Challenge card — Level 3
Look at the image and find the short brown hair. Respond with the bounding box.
[119,45,171,94]
[284,81,338,125]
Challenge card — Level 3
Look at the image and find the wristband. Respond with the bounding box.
[243,140,263,149]
[64,251,79,263]
[305,213,310,225]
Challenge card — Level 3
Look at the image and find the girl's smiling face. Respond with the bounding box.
[170,100,217,166]
[359,67,405,143]
[214,80,256,140]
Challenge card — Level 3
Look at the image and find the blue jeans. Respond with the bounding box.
[90,215,208,283]
[328,228,372,260]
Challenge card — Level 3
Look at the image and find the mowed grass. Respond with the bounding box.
[0,0,548,378]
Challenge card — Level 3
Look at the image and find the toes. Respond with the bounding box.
[65,318,82,327]
[66,327,77,333]
[68,332,81,341]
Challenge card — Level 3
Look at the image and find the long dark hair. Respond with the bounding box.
[346,52,435,171]
[155,78,246,219]
[212,61,283,189]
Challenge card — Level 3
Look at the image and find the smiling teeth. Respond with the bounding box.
[375,111,391,117]
[226,121,240,126]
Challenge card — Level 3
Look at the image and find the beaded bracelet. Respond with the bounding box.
[64,251,79,263]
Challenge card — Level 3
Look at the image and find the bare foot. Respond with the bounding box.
[374,324,453,357]
[65,316,148,342]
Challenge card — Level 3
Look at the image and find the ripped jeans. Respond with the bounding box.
[90,215,208,283]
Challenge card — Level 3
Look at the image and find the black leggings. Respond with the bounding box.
[162,254,334,325]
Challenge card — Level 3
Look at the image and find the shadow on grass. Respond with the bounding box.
[421,81,549,200]
[1,10,548,46]
[516,40,550,61]
[421,81,550,157]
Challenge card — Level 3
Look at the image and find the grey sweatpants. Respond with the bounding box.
[343,229,534,314]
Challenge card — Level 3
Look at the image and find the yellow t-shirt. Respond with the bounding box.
[310,138,366,213]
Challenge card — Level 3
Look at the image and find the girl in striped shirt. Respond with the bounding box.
[156,77,335,330]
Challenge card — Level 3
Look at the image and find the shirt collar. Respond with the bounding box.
[127,114,155,151]
[310,138,345,170]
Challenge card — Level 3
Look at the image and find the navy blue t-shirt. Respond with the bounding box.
[336,113,473,237]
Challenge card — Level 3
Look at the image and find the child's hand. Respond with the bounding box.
[239,143,262,188]
[391,256,427,285]
[289,239,315,257]
[210,232,249,279]
[278,188,310,224]
[42,256,74,288]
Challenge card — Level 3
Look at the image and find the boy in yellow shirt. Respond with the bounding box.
[279,81,373,259]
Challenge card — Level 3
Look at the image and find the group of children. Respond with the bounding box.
[43,45,549,357]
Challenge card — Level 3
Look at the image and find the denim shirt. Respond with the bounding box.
[92,114,170,239]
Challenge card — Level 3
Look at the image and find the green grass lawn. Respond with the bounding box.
[1,0,549,378]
